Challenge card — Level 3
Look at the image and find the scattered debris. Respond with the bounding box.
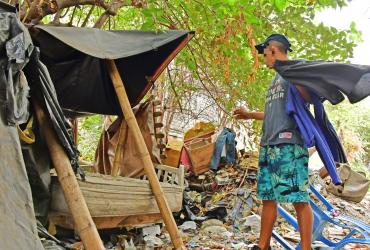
[45,149,369,249]
[179,221,197,231]
[243,214,261,234]
[142,225,161,238]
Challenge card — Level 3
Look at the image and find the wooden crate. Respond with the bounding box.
[162,148,181,167]
[162,138,183,168]
[49,165,184,229]
[185,137,215,175]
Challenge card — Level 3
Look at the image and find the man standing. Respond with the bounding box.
[233,34,313,250]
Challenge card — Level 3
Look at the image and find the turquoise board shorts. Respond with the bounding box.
[257,144,310,203]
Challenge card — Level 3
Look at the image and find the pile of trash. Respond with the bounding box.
[38,121,370,249]
[41,148,370,249]
[175,152,265,249]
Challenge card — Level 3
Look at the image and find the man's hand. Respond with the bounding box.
[233,107,249,120]
[233,107,264,120]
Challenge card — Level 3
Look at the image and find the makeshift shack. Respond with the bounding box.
[0,1,194,249]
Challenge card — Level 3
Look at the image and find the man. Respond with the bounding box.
[233,34,313,250]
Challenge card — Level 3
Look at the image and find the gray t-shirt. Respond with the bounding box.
[260,74,303,146]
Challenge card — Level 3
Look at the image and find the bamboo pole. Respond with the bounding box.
[33,100,104,250]
[106,59,184,249]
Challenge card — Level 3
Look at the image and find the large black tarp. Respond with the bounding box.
[30,26,194,117]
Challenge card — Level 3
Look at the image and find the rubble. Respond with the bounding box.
[47,151,370,249]
[179,221,197,231]
[243,215,261,234]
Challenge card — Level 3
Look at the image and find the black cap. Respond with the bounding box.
[255,34,292,54]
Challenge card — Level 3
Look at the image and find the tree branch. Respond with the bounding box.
[68,5,78,26]
[167,67,183,113]
[20,0,142,25]
[187,45,231,117]
[94,0,129,28]
[81,5,95,27]
[50,9,62,25]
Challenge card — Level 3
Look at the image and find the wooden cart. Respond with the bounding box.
[49,165,184,229]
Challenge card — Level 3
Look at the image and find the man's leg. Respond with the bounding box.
[258,200,277,250]
[293,202,313,250]
[256,146,276,250]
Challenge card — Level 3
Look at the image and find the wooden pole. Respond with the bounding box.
[106,59,184,249]
[33,100,104,250]
[71,118,78,146]
[135,34,193,104]
[151,35,193,81]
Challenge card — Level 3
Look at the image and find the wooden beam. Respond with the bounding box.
[105,60,184,249]
[50,213,164,230]
[135,33,194,104]
[71,118,78,145]
[151,34,194,81]
[33,100,104,250]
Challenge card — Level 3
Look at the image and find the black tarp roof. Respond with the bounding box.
[0,1,16,12]
[30,26,194,117]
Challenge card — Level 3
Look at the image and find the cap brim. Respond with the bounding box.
[255,43,266,54]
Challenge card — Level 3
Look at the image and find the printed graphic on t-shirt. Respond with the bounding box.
[279,132,293,139]
[265,78,285,104]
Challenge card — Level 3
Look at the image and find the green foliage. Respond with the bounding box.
[272,0,288,12]
[77,115,103,162]
[112,0,359,115]
[325,99,370,175]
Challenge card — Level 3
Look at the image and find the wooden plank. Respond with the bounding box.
[163,171,169,184]
[157,168,162,180]
[153,111,163,117]
[50,174,184,218]
[178,165,185,187]
[156,164,181,173]
[171,172,175,185]
[155,133,165,139]
[154,122,164,128]
[50,213,164,230]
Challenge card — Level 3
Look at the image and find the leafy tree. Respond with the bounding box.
[14,0,365,161]
[118,0,362,150]
[110,0,360,123]
[17,0,360,120]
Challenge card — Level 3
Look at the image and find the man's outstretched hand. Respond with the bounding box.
[233,107,250,120]
[233,108,265,121]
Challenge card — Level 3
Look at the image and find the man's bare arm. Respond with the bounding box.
[233,107,264,120]
[246,112,265,120]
